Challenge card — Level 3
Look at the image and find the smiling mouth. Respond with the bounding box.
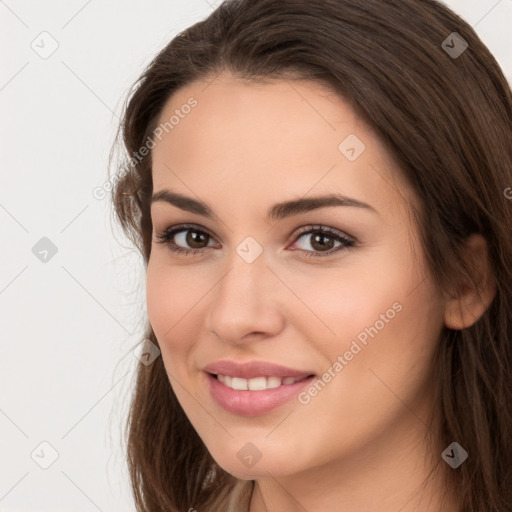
[208,373,315,391]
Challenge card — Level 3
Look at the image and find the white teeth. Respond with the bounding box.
[248,376,267,391]
[216,374,305,390]
[231,377,248,390]
[267,376,282,389]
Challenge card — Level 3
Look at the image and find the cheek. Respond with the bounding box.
[291,248,439,373]
[318,271,442,399]
[279,255,407,350]
[145,260,199,366]
[146,261,174,333]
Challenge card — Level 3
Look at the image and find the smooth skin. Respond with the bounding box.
[146,72,496,512]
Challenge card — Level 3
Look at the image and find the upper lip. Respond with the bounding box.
[203,360,316,380]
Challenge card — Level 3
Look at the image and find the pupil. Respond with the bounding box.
[187,230,208,248]
[312,233,333,251]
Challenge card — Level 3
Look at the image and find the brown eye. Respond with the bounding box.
[184,229,210,248]
[291,225,356,257]
[155,224,217,256]
[309,232,336,251]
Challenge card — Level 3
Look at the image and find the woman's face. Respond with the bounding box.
[147,72,447,480]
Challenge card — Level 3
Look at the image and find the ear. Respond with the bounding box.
[443,233,497,330]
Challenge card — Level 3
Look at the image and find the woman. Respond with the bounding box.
[110,0,512,510]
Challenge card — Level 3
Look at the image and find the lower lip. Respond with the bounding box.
[205,372,315,416]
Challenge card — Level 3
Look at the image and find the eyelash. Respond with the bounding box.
[154,223,356,258]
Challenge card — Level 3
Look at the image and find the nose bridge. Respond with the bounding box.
[217,233,269,299]
[207,242,283,342]
[214,244,269,314]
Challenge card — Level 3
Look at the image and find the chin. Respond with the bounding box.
[209,448,302,480]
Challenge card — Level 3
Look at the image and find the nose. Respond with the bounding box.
[206,253,285,345]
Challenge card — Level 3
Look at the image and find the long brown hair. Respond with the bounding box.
[109,0,512,510]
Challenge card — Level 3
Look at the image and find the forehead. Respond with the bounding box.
[150,73,414,221]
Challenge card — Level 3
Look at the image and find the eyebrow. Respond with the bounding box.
[151,189,378,221]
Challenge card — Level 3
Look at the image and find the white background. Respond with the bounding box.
[1,1,511,510]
